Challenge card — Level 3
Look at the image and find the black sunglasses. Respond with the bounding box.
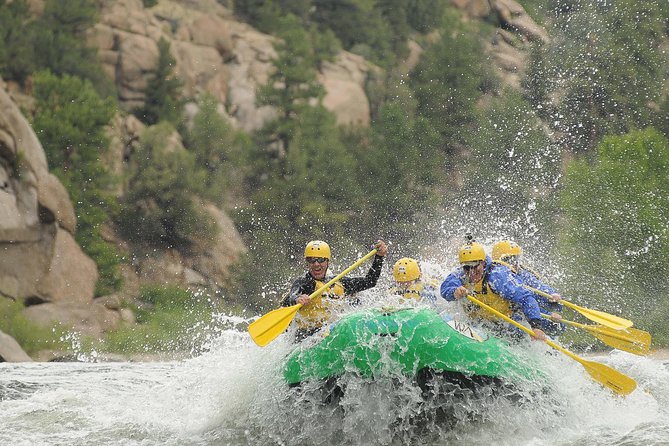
[462,263,480,271]
[306,257,328,264]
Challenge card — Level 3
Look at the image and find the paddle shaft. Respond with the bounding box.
[306,249,378,302]
[467,295,637,396]
[555,317,629,342]
[465,295,541,340]
[523,285,633,330]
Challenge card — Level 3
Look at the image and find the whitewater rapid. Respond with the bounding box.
[1,305,668,446]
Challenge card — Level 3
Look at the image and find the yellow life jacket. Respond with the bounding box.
[391,279,439,303]
[294,280,346,330]
[391,282,424,301]
[464,266,512,320]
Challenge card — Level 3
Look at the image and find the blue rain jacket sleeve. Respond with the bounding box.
[518,268,556,294]
[517,268,564,313]
[487,264,543,326]
[440,270,465,301]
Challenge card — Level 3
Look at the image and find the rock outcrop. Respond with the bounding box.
[0,330,32,362]
[91,0,547,135]
[0,82,124,358]
[0,86,99,304]
[451,0,549,89]
[91,0,374,131]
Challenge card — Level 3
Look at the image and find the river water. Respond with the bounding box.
[1,304,668,446]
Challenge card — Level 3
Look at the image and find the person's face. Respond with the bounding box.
[463,261,484,283]
[306,257,329,280]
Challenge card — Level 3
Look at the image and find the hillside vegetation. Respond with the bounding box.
[1,0,668,353]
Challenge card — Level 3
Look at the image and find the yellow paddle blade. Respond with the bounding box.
[585,325,652,356]
[467,295,637,396]
[561,300,633,331]
[248,304,301,347]
[543,315,651,356]
[544,337,637,396]
[579,356,638,396]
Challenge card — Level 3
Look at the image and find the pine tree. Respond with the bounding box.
[134,38,184,126]
[0,0,37,85]
[119,123,212,248]
[32,71,121,295]
[410,27,495,157]
[185,93,252,203]
[257,15,324,152]
[33,0,112,95]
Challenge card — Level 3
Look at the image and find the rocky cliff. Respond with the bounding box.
[0,0,547,360]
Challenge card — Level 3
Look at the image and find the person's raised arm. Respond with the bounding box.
[340,239,387,294]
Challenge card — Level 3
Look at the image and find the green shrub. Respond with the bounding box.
[0,299,67,355]
[101,286,217,355]
[407,0,446,32]
[133,38,184,126]
[118,122,214,248]
[137,285,196,311]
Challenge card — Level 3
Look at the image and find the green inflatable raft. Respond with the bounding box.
[283,307,538,388]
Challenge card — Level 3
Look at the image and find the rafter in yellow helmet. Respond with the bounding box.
[393,258,421,282]
[491,240,522,261]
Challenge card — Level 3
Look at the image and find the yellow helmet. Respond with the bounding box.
[304,240,331,259]
[458,242,486,264]
[492,240,522,261]
[393,258,421,283]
